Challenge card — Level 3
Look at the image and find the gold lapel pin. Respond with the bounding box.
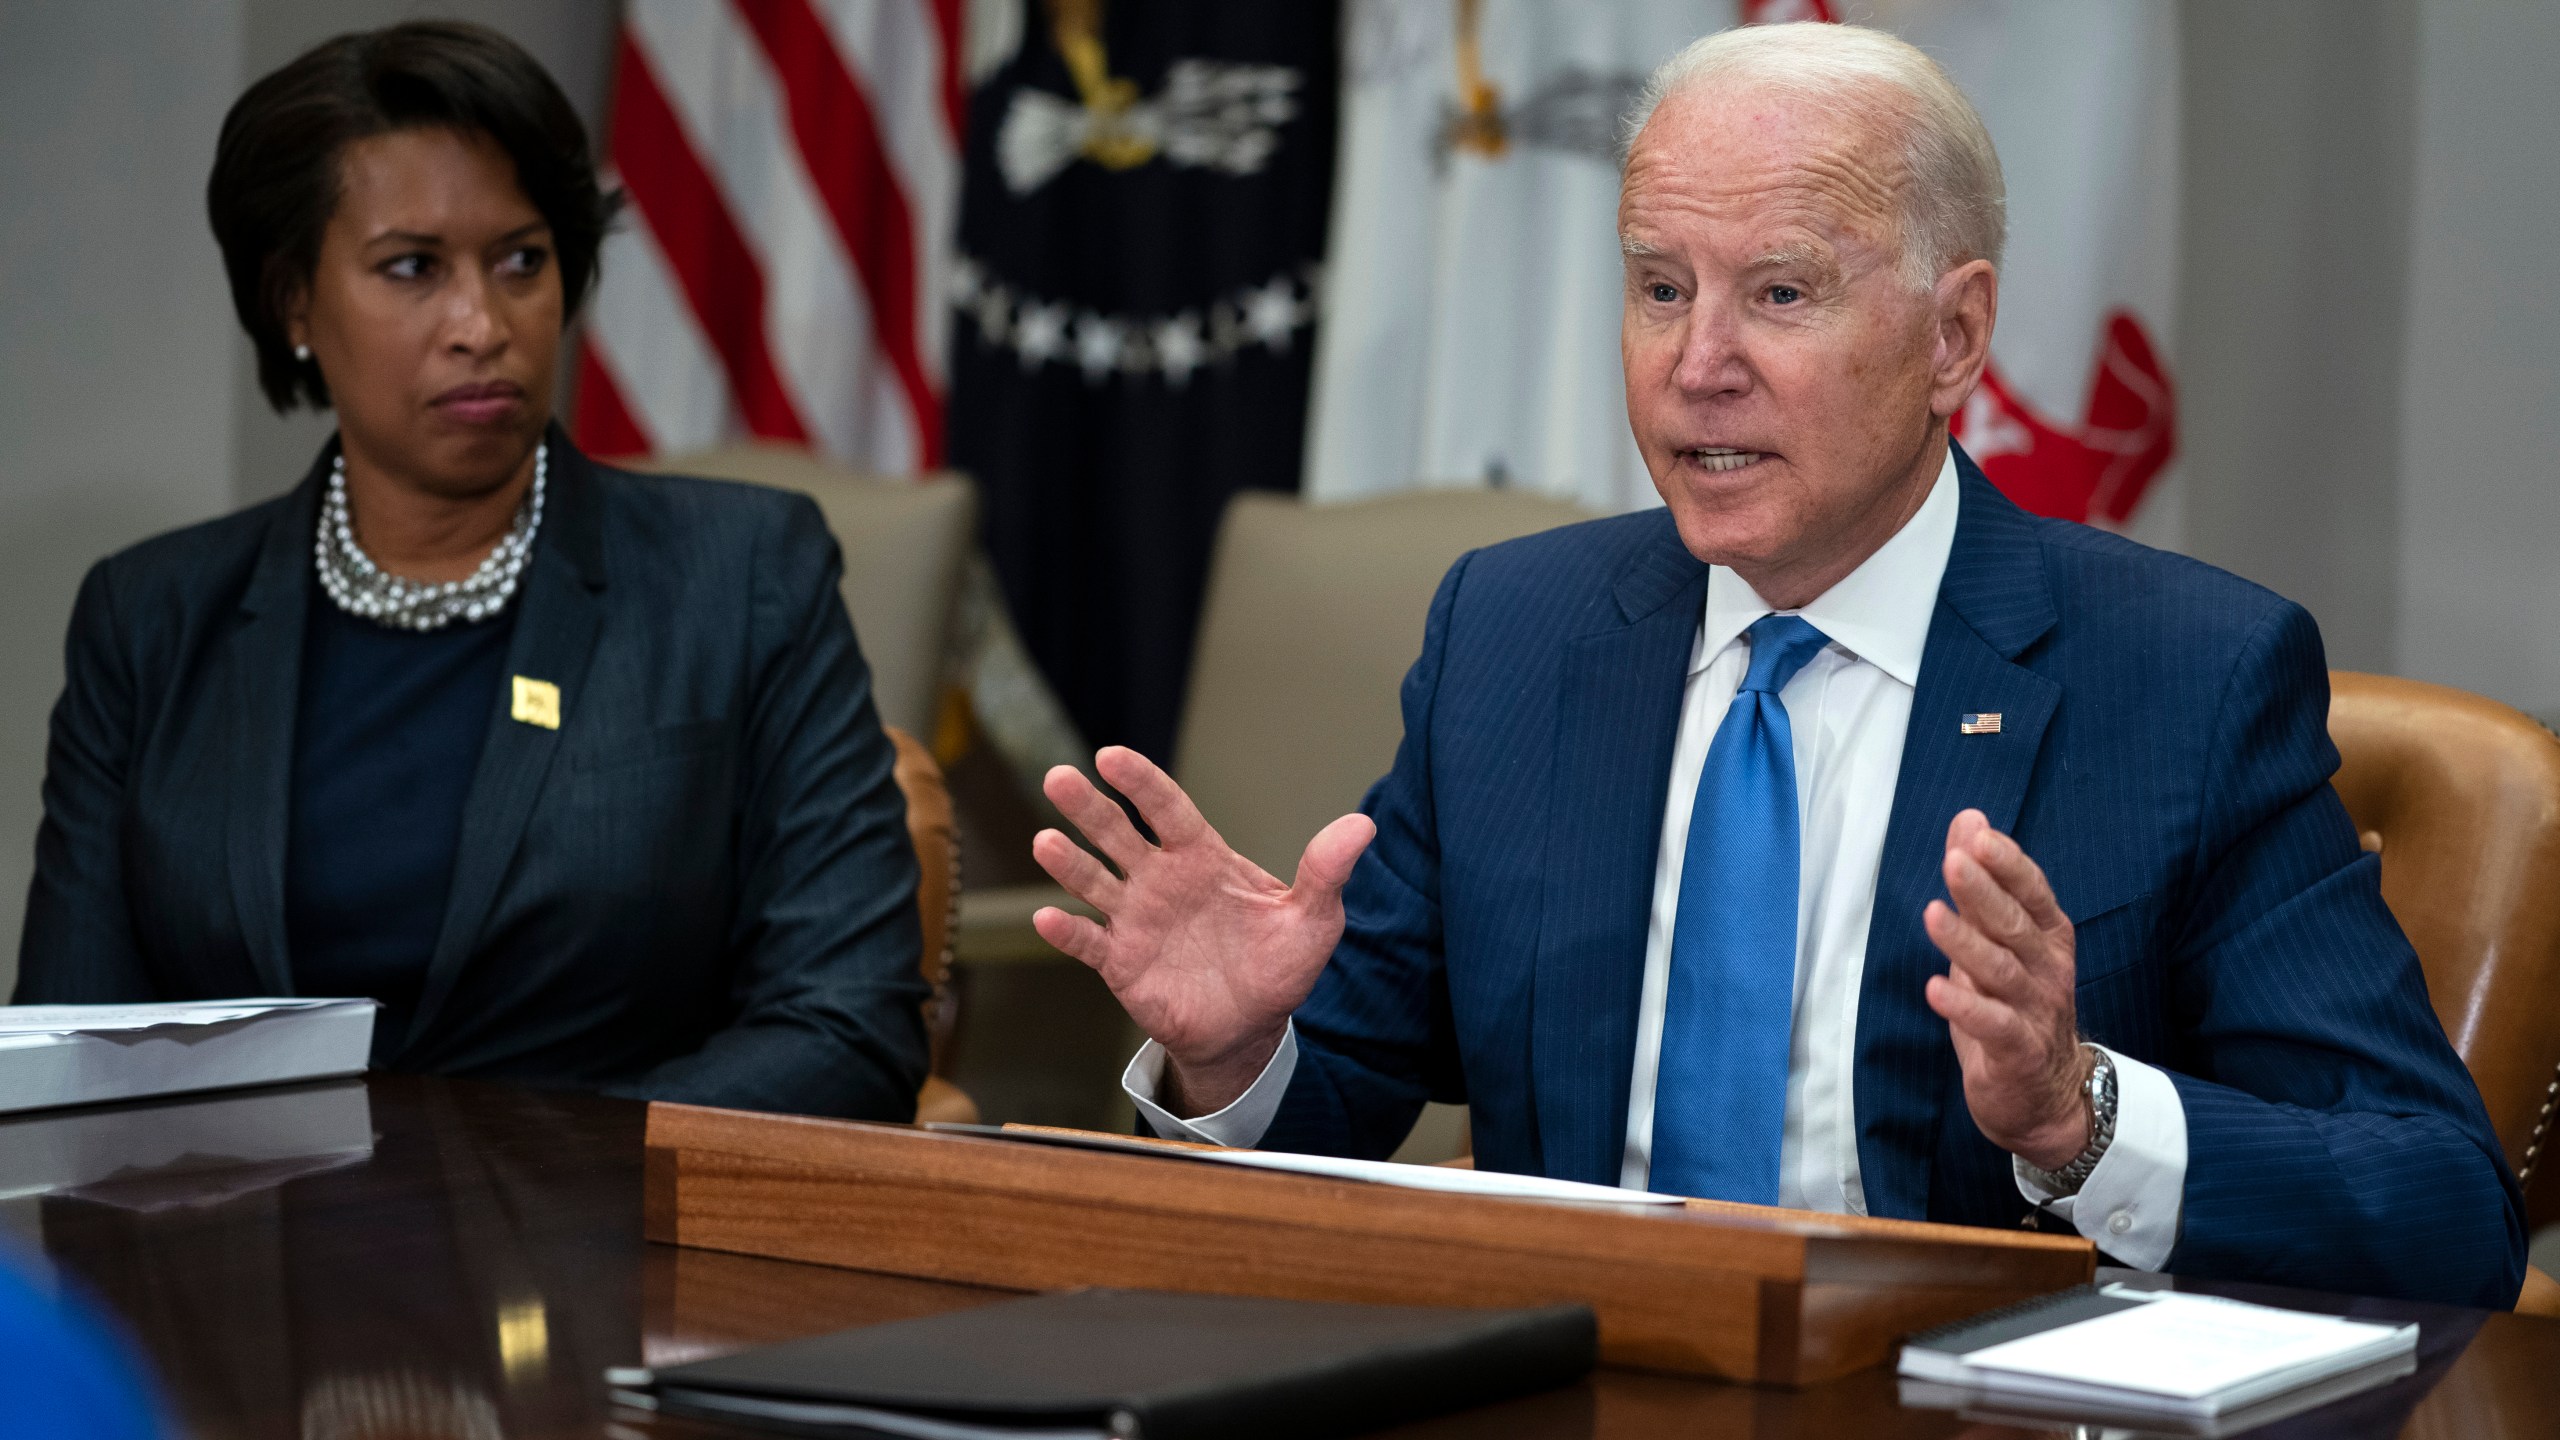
[1959,712,2003,735]
[511,676,562,731]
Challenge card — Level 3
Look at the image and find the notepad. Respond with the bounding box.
[1899,1283,2418,1419]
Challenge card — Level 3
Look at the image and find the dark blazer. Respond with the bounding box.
[15,430,930,1120]
[1260,448,2525,1308]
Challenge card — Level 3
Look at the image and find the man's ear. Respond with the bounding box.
[1928,259,1998,420]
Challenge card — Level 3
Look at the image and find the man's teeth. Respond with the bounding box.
[1688,448,1762,473]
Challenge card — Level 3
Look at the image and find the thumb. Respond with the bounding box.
[1291,813,1377,897]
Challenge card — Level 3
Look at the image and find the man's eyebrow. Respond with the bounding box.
[1619,235,1662,258]
[1747,243,1842,282]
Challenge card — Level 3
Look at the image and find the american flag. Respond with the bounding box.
[573,0,965,473]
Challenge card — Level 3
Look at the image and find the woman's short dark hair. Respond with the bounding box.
[208,21,619,412]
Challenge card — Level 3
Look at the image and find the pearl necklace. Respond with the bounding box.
[315,444,545,631]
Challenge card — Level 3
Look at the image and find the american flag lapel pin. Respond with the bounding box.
[1959,712,2003,735]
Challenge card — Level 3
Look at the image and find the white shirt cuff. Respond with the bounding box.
[2013,1045,2188,1271]
[1121,1022,1299,1148]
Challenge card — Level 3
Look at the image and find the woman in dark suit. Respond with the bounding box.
[14,22,929,1120]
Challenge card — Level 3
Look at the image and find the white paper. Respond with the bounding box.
[965,1125,1686,1207]
[1184,1146,1687,1206]
[1960,1291,2413,1402]
[0,999,354,1036]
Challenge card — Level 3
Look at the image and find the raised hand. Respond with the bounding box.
[1921,809,2092,1172]
[1031,746,1376,1117]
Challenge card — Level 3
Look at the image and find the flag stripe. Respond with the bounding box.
[740,0,946,465]
[609,30,812,444]
[586,170,739,454]
[812,0,962,386]
[582,0,956,475]
[928,0,966,145]
[573,342,654,458]
[638,0,914,470]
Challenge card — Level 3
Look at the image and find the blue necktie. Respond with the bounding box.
[1649,613,1833,1202]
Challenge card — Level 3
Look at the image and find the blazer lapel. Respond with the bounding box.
[1532,518,1706,1185]
[399,431,608,1054]
[223,471,327,998]
[1854,455,2061,1220]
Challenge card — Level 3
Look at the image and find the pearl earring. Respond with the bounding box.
[294,344,312,362]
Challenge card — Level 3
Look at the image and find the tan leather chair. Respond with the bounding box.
[886,725,979,1125]
[2328,672,2560,1313]
[956,485,1592,925]
[1170,487,1598,874]
[627,446,978,741]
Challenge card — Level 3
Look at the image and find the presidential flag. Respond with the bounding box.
[949,0,1340,763]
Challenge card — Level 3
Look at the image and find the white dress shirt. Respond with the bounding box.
[1128,451,2188,1267]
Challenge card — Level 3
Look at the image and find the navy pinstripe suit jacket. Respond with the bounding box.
[1262,449,2525,1308]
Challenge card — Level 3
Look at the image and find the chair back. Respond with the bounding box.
[886,727,959,1046]
[1175,487,1593,877]
[2328,672,2560,1196]
[630,446,977,740]
[883,725,977,1124]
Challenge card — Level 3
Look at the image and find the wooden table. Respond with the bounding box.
[3,1074,2550,1438]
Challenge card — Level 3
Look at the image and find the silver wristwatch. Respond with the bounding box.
[2024,1044,2117,1196]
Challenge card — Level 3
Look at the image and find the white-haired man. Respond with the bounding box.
[1030,23,2523,1306]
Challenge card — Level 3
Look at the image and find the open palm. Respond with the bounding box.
[1031,746,1375,1112]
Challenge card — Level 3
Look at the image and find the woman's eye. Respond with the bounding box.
[1648,283,1680,303]
[1768,284,1803,305]
[500,246,550,277]
[383,254,431,280]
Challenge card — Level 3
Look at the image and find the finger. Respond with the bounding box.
[1031,907,1111,969]
[1042,762,1153,870]
[1292,813,1377,897]
[1945,807,1990,854]
[1925,972,2032,1051]
[1094,746,1216,849]
[1956,820,2069,934]
[1032,828,1123,912]
[1925,898,2033,1001]
[1943,849,2041,960]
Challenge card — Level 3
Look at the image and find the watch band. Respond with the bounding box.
[2024,1044,2117,1196]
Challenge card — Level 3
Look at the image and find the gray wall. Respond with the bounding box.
[2396,1,2560,718]
[2176,0,2560,721]
[2177,0,2417,676]
[0,1,250,1001]
[0,2,613,999]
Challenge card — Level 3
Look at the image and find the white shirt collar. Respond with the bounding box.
[1693,447,1961,688]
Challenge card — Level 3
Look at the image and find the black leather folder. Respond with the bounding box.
[620,1287,1598,1439]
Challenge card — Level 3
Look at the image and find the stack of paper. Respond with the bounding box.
[0,999,376,1115]
[1900,1283,2419,1429]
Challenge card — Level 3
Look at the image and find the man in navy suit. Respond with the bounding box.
[1028,24,2525,1306]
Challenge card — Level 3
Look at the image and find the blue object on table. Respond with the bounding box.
[0,1242,167,1439]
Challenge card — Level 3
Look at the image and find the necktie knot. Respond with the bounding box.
[1739,614,1832,696]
